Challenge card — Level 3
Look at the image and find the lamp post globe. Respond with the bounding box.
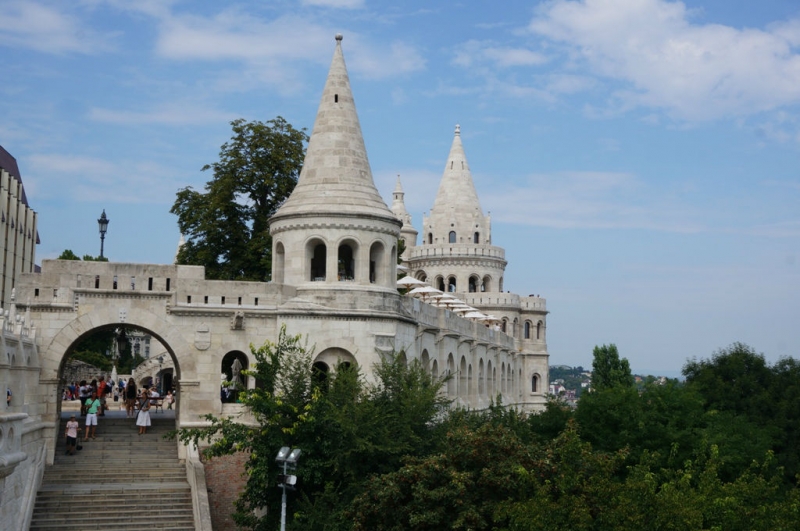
[98,210,109,259]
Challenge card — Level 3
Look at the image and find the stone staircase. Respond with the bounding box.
[31,414,195,530]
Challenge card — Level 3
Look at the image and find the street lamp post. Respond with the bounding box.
[98,210,110,259]
[275,447,301,531]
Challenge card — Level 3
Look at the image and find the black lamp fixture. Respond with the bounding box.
[98,210,109,259]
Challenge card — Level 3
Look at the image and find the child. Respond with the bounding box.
[65,414,79,455]
[137,396,151,435]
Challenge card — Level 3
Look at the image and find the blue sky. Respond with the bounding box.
[1,0,799,375]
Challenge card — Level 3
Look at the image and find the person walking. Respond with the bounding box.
[84,391,101,440]
[136,395,151,435]
[125,378,137,418]
[79,380,90,416]
[65,414,79,455]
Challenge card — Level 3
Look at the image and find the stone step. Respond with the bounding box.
[33,416,196,530]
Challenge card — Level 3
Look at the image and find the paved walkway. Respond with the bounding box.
[59,398,177,420]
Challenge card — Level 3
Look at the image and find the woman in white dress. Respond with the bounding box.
[136,394,151,435]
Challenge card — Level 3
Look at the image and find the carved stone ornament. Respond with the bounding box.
[194,324,211,351]
[231,311,245,330]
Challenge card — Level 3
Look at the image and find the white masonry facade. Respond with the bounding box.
[0,35,549,529]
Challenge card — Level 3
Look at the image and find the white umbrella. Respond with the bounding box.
[409,286,442,299]
[397,276,427,287]
[397,264,409,272]
[452,306,476,313]
[464,311,488,319]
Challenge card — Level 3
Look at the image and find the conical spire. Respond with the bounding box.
[430,124,483,217]
[272,34,396,221]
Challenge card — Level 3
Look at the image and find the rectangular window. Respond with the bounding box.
[113,275,118,289]
[130,276,136,290]
[221,296,226,305]
[187,295,192,304]
[204,296,208,304]
[238,296,242,305]
[95,275,100,289]
[34,288,39,297]
[166,278,171,291]
[53,288,57,297]
[254,297,259,306]
[148,277,153,291]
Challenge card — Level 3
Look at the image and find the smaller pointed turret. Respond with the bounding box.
[391,175,418,250]
[425,125,489,246]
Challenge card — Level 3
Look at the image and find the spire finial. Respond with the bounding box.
[335,33,343,42]
[455,124,461,136]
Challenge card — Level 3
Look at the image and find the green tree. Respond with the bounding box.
[57,249,108,262]
[175,328,448,531]
[171,117,308,281]
[590,344,634,391]
[57,249,80,260]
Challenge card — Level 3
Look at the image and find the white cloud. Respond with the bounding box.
[348,40,426,79]
[27,153,185,204]
[0,0,109,54]
[144,8,424,81]
[453,40,548,68]
[528,0,800,121]
[480,170,707,232]
[88,105,234,126]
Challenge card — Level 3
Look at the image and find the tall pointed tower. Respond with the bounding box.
[408,125,507,294]
[270,35,401,291]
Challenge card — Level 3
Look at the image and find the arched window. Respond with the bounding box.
[478,359,485,396]
[447,276,457,292]
[274,241,285,283]
[436,276,445,292]
[449,231,456,243]
[524,321,531,339]
[474,232,479,243]
[459,356,467,397]
[537,321,543,340]
[487,360,494,397]
[421,350,430,369]
[431,359,439,379]
[338,242,356,281]
[468,276,479,293]
[309,241,326,281]
[501,319,507,333]
[482,275,491,292]
[499,277,504,292]
[428,233,433,244]
[222,351,248,403]
[369,241,385,284]
[513,318,518,337]
[447,354,456,396]
[313,362,330,392]
[532,373,540,393]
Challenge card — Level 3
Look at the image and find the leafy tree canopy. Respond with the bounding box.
[171,117,308,281]
[591,343,634,391]
[57,249,108,262]
[175,326,448,531]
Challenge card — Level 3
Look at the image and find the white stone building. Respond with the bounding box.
[0,35,549,529]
